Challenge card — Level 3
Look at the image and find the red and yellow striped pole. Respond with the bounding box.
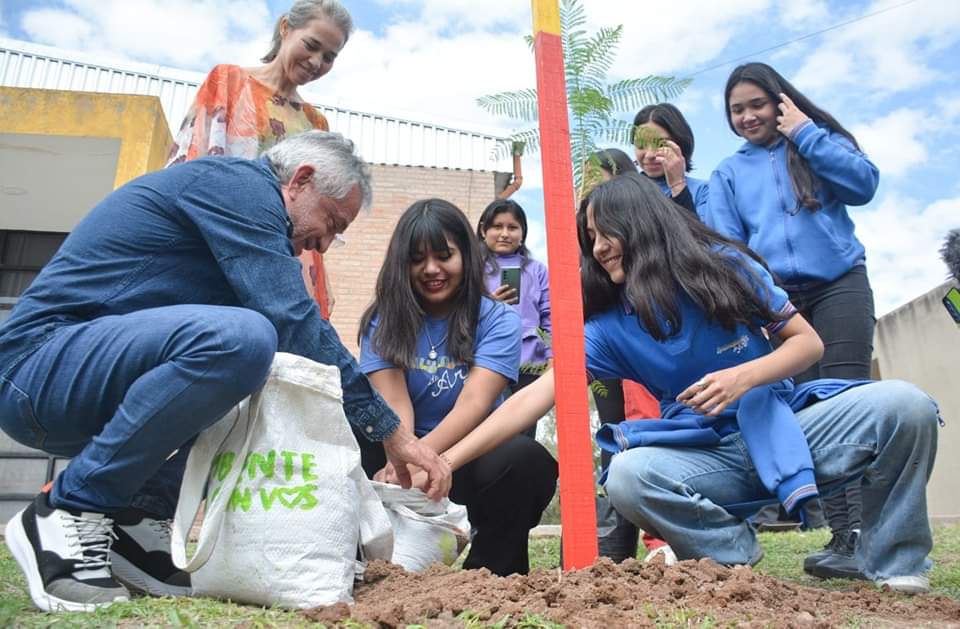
[532,0,598,570]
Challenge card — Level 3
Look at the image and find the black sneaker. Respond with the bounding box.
[110,508,191,597]
[803,532,843,574]
[806,530,866,580]
[4,492,130,612]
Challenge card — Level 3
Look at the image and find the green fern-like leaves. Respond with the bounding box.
[476,88,540,122]
[476,0,690,193]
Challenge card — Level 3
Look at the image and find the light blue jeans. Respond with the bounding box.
[0,305,277,518]
[604,380,938,579]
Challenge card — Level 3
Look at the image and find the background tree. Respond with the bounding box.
[478,0,691,192]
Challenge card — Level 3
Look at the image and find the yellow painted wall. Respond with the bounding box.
[0,87,172,188]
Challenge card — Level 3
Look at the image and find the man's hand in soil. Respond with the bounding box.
[381,425,451,500]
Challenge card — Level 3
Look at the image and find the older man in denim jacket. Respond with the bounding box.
[0,131,451,612]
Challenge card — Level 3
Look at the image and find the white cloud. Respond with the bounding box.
[307,20,535,134]
[853,194,960,315]
[780,1,829,26]
[20,0,271,70]
[375,0,531,30]
[791,0,960,95]
[22,9,94,49]
[598,0,771,78]
[852,108,928,177]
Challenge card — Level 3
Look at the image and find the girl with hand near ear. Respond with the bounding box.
[708,62,880,580]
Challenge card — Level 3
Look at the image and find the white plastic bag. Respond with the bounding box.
[171,352,393,608]
[371,481,470,572]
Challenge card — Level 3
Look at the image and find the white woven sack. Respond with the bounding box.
[171,352,393,608]
[371,481,470,572]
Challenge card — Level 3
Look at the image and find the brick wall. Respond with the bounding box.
[323,164,500,355]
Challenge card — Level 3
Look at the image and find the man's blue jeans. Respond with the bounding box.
[0,305,277,518]
[604,380,938,579]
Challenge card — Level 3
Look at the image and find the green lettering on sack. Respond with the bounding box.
[281,450,297,481]
[228,487,252,512]
[259,486,280,511]
[301,453,318,481]
[213,452,235,482]
[296,484,318,510]
[256,484,319,511]
[245,451,276,480]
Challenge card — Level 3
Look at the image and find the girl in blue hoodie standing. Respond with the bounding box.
[708,62,879,581]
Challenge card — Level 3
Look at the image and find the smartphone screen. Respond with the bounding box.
[500,267,522,296]
[944,286,960,324]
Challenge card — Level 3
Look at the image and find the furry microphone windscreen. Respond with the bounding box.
[942,228,960,282]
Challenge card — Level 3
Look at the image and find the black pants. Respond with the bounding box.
[789,266,874,533]
[506,372,543,438]
[355,430,558,576]
[592,379,640,561]
[790,265,876,385]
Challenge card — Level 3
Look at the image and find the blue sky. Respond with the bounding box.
[2,0,958,314]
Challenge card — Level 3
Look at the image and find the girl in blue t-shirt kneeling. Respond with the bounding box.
[356,199,558,577]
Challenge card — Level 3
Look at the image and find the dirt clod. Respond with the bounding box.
[301,559,960,628]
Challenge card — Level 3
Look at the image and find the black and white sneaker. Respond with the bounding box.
[4,492,130,612]
[110,508,191,597]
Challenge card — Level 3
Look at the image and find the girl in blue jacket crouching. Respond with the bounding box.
[708,63,879,579]
[425,173,937,594]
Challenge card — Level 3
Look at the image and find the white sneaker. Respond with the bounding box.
[643,545,678,566]
[876,575,930,594]
[110,508,191,597]
[4,492,129,612]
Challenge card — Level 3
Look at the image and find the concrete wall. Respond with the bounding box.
[874,281,960,522]
[0,87,173,233]
[0,87,173,189]
[325,164,498,355]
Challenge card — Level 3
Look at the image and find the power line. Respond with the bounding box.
[687,0,921,77]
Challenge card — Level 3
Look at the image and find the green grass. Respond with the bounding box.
[2,526,959,627]
[753,524,960,599]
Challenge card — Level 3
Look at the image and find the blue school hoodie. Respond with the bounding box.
[648,174,710,221]
[707,121,879,287]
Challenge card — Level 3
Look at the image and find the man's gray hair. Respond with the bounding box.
[263,131,372,209]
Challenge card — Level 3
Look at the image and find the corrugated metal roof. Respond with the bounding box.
[0,37,510,172]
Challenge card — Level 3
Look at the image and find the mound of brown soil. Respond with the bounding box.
[302,558,960,628]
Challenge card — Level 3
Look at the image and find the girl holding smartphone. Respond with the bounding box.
[356,199,557,576]
[476,200,553,413]
[708,62,880,580]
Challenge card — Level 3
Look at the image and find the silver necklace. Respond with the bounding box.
[423,323,448,361]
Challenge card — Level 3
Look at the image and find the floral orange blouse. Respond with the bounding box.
[167,64,332,317]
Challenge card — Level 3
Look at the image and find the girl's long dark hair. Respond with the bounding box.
[577,172,784,340]
[359,199,485,366]
[724,62,861,212]
[591,148,637,178]
[476,199,531,273]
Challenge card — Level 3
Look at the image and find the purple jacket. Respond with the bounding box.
[483,253,552,369]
